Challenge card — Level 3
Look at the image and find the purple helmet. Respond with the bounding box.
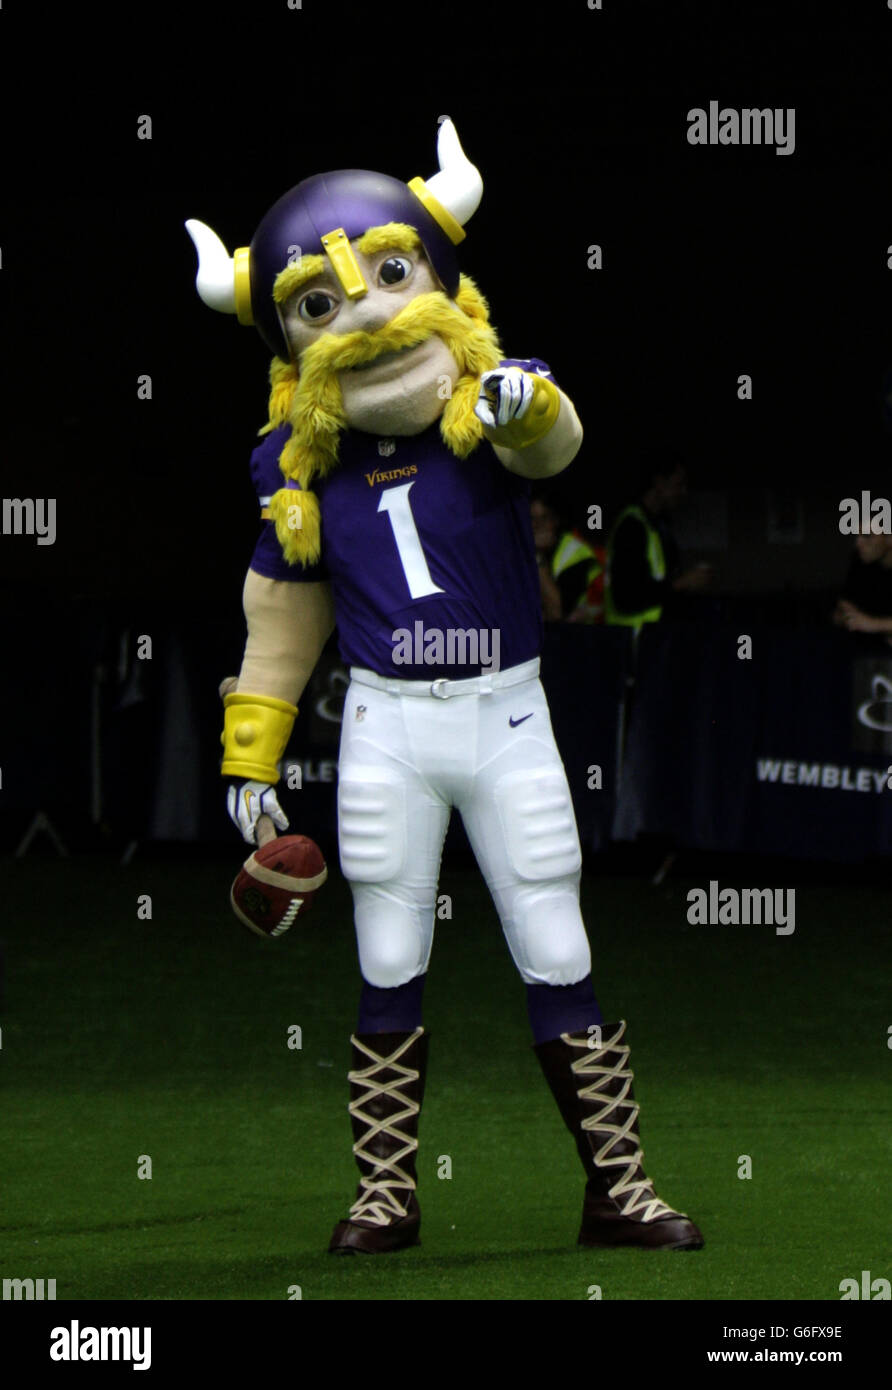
[186,120,483,359]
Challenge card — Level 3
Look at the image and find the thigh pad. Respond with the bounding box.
[338,766,407,883]
[493,766,582,882]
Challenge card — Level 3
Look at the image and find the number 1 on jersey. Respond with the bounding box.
[378,482,445,599]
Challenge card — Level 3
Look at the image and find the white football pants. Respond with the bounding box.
[336,657,591,988]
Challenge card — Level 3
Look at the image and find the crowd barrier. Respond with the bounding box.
[5,596,891,862]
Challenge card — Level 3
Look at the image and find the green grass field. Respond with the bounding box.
[2,849,890,1301]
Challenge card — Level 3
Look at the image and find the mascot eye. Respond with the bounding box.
[378,256,412,286]
[299,290,337,322]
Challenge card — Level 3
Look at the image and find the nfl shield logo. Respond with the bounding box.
[378,439,396,457]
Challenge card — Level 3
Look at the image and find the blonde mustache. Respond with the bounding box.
[265,272,503,567]
[272,274,502,502]
[297,290,473,385]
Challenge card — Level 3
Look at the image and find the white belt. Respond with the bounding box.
[349,657,540,700]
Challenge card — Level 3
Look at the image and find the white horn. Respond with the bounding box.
[185,218,237,314]
[424,119,482,227]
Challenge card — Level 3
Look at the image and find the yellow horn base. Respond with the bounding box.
[408,177,466,245]
[233,247,254,325]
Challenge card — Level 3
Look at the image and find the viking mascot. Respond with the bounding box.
[186,120,702,1254]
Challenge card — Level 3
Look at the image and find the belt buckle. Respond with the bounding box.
[430,678,450,699]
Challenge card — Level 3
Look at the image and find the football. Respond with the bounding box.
[230,834,328,939]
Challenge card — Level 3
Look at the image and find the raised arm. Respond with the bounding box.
[474,365,583,480]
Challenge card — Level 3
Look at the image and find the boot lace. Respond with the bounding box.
[564,1024,680,1223]
[347,1029,423,1226]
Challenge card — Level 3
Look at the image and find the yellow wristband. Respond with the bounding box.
[221,692,298,784]
[488,374,561,450]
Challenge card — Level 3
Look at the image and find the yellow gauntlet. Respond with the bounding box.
[221,692,298,783]
[488,373,561,450]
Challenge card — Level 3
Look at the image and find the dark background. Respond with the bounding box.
[1,9,889,1320]
[1,0,891,853]
[1,0,891,606]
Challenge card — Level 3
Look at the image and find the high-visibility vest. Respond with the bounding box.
[551,530,605,622]
[605,504,666,626]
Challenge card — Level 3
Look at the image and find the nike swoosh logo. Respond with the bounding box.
[509,714,534,727]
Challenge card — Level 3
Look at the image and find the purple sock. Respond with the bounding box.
[357,975,426,1033]
[526,974,602,1046]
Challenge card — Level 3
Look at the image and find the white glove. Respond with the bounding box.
[474,367,534,429]
[227,780,290,846]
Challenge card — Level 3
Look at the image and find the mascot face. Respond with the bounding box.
[185,122,501,565]
[279,237,460,437]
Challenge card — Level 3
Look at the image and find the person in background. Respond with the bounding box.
[531,493,606,623]
[605,450,712,627]
[834,532,892,636]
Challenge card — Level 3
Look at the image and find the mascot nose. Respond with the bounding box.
[344,296,397,335]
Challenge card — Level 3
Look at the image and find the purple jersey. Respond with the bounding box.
[249,357,556,679]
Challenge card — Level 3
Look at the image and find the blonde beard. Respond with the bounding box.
[264,275,503,567]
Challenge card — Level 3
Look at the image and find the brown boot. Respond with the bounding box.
[328,1027,428,1255]
[535,1021,703,1250]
